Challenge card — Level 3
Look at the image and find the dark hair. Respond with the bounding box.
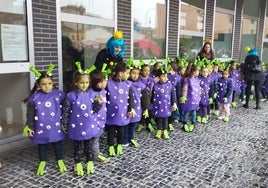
[199,42,215,59]
[183,62,199,78]
[170,61,178,72]
[113,62,128,75]
[90,70,104,91]
[72,70,89,83]
[23,72,53,103]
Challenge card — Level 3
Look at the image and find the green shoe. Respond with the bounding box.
[36,161,46,176]
[148,123,155,132]
[130,139,140,148]
[117,144,123,155]
[75,162,84,176]
[201,117,207,124]
[155,130,162,139]
[231,102,237,108]
[57,160,67,174]
[174,119,179,123]
[196,116,201,123]
[150,118,156,125]
[223,116,229,122]
[87,161,94,174]
[189,124,195,132]
[137,124,143,132]
[97,153,110,163]
[109,146,116,157]
[163,130,170,139]
[214,110,219,116]
[250,95,253,100]
[184,124,190,133]
[168,124,174,131]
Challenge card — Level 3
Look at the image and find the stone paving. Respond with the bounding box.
[0,100,268,188]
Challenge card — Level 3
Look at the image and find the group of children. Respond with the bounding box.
[22,57,268,177]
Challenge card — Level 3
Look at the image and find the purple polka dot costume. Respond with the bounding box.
[230,70,241,93]
[28,89,66,144]
[66,89,106,141]
[152,81,173,118]
[217,77,233,104]
[129,80,146,123]
[106,79,132,126]
[168,73,180,87]
[181,77,201,112]
[138,76,154,93]
[198,75,211,106]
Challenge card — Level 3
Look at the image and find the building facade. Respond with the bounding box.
[0,0,267,147]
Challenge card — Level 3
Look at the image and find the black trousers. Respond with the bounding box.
[245,80,261,106]
[106,125,124,146]
[38,141,63,161]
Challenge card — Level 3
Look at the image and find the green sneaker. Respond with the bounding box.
[214,110,219,116]
[201,117,207,124]
[130,139,140,148]
[75,162,84,176]
[137,124,143,132]
[168,124,174,131]
[117,144,123,155]
[250,95,253,100]
[174,119,179,123]
[87,161,94,174]
[148,123,155,132]
[109,146,116,157]
[184,124,190,133]
[231,102,237,108]
[163,130,170,139]
[189,124,195,132]
[155,130,162,139]
[223,116,229,122]
[36,161,46,176]
[196,116,201,123]
[57,160,67,174]
[97,153,110,163]
[150,118,156,125]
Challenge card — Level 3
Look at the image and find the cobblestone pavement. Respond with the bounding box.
[0,100,267,188]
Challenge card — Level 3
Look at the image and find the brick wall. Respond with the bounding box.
[117,0,132,59]
[32,0,59,84]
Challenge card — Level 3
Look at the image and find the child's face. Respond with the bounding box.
[121,69,130,81]
[159,73,168,83]
[213,65,219,73]
[222,71,229,79]
[154,62,163,70]
[141,66,150,78]
[193,69,199,77]
[38,77,53,93]
[75,75,90,92]
[99,79,107,89]
[130,68,140,81]
[178,67,186,76]
[231,62,237,70]
[200,67,209,78]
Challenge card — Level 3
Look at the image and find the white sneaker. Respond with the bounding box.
[218,116,224,120]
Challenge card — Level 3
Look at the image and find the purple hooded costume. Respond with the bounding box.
[66,89,106,141]
[198,75,211,106]
[230,69,241,93]
[217,77,233,104]
[106,78,132,126]
[180,77,201,112]
[28,89,66,144]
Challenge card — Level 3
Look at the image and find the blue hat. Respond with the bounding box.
[247,49,258,56]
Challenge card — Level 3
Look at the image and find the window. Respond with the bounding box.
[214,0,235,58]
[179,0,205,61]
[0,0,28,63]
[240,0,259,62]
[60,0,115,92]
[133,0,166,59]
[262,1,268,63]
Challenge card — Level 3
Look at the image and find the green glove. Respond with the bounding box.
[143,109,149,118]
[173,103,178,111]
[130,108,137,117]
[223,97,228,103]
[209,98,213,104]
[179,96,187,103]
[213,93,217,99]
[62,124,67,134]
[22,125,32,137]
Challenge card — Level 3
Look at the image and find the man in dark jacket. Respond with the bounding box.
[242,48,265,109]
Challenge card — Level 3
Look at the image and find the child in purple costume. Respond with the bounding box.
[152,68,176,139]
[24,71,67,176]
[124,67,149,147]
[229,60,241,107]
[180,63,201,133]
[106,62,134,156]
[63,70,107,176]
[197,66,212,123]
[137,64,155,132]
[217,70,233,122]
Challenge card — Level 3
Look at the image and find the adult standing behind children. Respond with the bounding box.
[242,48,265,109]
[197,39,215,61]
[94,30,125,71]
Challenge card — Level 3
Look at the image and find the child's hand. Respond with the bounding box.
[172,103,178,111]
[143,109,149,119]
[128,108,137,118]
[22,125,34,137]
[209,98,213,104]
[223,97,228,103]
[95,95,105,105]
[179,96,187,103]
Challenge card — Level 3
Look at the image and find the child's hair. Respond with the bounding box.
[23,72,53,103]
[170,61,178,72]
[141,64,150,71]
[183,62,199,78]
[90,70,105,90]
[113,62,128,75]
[72,70,89,83]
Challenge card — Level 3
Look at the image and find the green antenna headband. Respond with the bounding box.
[75,61,96,74]
[29,63,55,79]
